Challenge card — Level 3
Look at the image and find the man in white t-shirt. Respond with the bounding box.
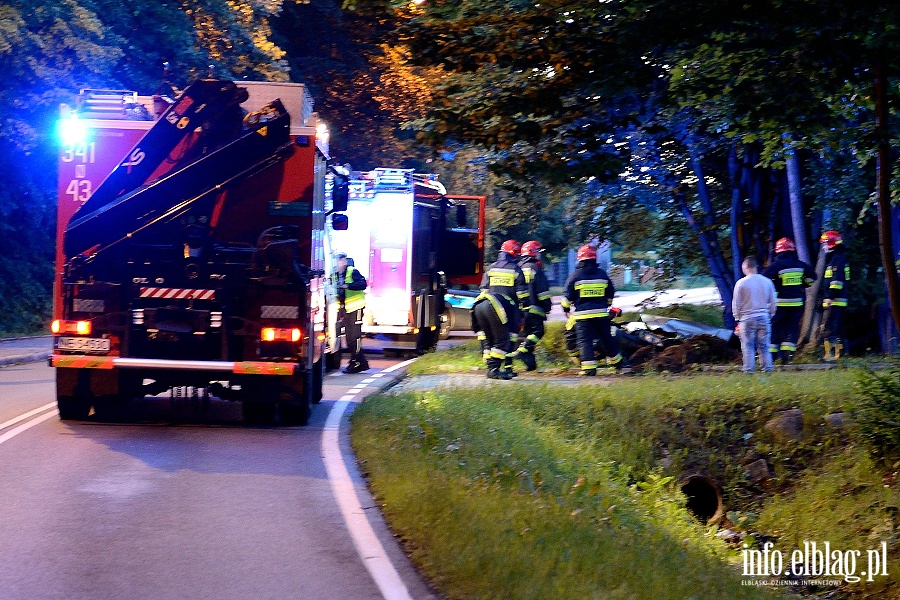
[732,256,777,373]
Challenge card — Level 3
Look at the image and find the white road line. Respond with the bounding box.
[382,358,416,373]
[0,407,58,446]
[0,402,57,433]
[322,363,416,600]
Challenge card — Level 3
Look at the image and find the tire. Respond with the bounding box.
[277,384,310,426]
[243,401,276,425]
[56,370,91,420]
[57,395,91,420]
[311,358,324,404]
[242,376,277,425]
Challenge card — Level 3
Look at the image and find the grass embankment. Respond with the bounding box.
[352,369,900,599]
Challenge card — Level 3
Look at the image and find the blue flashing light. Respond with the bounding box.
[58,116,88,147]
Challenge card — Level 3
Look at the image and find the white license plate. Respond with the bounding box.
[55,337,111,352]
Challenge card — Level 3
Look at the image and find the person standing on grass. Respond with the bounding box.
[732,256,777,373]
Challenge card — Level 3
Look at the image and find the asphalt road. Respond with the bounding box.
[0,357,439,600]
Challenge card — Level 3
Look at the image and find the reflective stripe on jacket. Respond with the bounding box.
[342,266,366,312]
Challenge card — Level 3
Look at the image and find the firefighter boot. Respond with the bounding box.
[518,347,537,371]
[486,358,511,380]
[834,341,844,360]
[823,340,834,362]
[343,353,369,374]
[502,356,518,378]
[780,350,794,366]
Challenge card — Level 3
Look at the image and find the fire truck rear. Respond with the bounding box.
[52,79,346,425]
[327,168,485,355]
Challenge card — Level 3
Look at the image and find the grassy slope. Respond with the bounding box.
[352,370,900,599]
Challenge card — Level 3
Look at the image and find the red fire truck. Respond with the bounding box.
[326,168,485,356]
[52,79,347,425]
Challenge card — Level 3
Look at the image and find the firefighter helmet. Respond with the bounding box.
[576,244,597,262]
[819,230,842,250]
[500,239,521,257]
[774,237,796,253]
[521,240,543,257]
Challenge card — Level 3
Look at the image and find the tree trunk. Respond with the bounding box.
[799,248,827,347]
[785,144,812,265]
[875,59,900,336]
[672,190,735,327]
[728,146,744,280]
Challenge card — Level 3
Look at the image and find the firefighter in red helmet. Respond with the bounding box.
[515,240,553,371]
[819,230,850,361]
[563,243,624,375]
[471,239,527,379]
[762,237,816,364]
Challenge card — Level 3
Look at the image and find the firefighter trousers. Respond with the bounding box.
[770,305,803,357]
[343,307,367,365]
[575,316,622,372]
[473,295,517,374]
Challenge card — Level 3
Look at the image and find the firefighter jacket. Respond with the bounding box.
[822,246,850,307]
[761,252,816,308]
[478,252,527,323]
[338,265,367,312]
[518,256,553,318]
[563,260,615,319]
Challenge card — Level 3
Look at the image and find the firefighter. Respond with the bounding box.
[762,237,816,365]
[472,239,527,379]
[820,230,850,361]
[516,240,553,371]
[335,253,369,373]
[563,244,624,375]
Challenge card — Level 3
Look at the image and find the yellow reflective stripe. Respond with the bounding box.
[485,294,508,324]
[234,362,295,376]
[776,300,804,307]
[489,348,507,359]
[779,271,803,286]
[527,334,540,343]
[844,266,851,280]
[537,292,553,300]
[565,316,576,330]
[825,268,833,278]
[780,343,797,351]
[581,360,599,369]
[606,354,623,365]
[517,290,530,298]
[528,306,546,317]
[829,281,844,289]
[560,298,571,309]
[575,280,608,297]
[574,309,609,319]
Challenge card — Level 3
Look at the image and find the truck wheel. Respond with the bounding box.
[439,310,452,340]
[56,370,91,420]
[241,377,275,424]
[278,386,310,426]
[311,358,324,404]
[243,401,276,425]
[325,337,342,372]
[57,395,91,420]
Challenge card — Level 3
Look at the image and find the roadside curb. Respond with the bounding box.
[0,352,51,367]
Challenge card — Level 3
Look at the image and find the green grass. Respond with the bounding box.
[352,369,900,598]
